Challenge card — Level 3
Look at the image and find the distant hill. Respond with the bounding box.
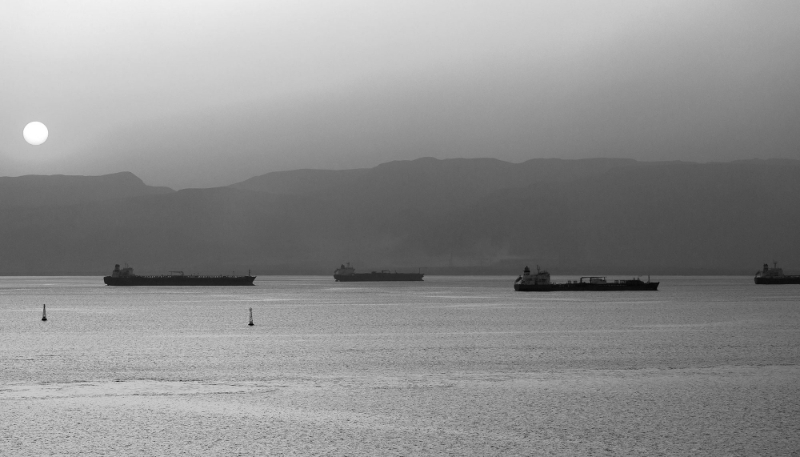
[0,172,173,208]
[233,157,636,209]
[413,159,800,274]
[0,159,798,275]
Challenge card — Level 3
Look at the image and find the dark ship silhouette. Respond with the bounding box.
[333,263,423,282]
[514,266,658,291]
[754,262,800,284]
[103,264,255,286]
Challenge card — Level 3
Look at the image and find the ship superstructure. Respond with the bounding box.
[754,262,800,284]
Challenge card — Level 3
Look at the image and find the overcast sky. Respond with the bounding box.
[2,1,799,188]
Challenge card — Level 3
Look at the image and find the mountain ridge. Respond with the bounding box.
[0,158,798,275]
[0,171,173,208]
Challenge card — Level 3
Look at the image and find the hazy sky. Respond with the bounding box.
[2,0,799,188]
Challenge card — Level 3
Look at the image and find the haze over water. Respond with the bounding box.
[2,276,799,455]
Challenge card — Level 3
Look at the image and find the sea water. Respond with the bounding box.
[1,276,798,456]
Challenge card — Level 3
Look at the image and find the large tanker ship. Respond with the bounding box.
[333,263,423,282]
[754,262,800,284]
[103,264,255,286]
[514,266,658,291]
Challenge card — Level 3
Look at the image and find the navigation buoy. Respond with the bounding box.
[248,307,254,326]
[41,304,47,321]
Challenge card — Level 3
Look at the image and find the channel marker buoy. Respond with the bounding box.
[248,307,254,326]
[42,304,47,321]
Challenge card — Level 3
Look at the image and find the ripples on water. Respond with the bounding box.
[1,276,799,455]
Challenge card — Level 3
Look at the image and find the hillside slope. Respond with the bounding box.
[0,159,797,275]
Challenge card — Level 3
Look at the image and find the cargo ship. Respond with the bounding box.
[514,266,658,291]
[754,262,800,284]
[333,263,423,282]
[103,264,255,286]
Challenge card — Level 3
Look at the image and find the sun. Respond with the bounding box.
[23,122,49,145]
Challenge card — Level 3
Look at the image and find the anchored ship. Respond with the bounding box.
[333,263,423,282]
[754,262,800,285]
[514,266,658,291]
[103,264,255,286]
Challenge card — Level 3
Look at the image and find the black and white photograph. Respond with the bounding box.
[2,1,799,455]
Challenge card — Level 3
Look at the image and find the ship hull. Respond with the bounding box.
[104,275,256,286]
[514,282,659,292]
[754,276,800,285]
[335,273,424,282]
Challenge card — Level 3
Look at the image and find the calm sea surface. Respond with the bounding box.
[1,276,799,456]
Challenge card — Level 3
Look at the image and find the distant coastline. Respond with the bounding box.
[1,157,798,277]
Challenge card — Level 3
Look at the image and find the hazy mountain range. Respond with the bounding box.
[1,158,798,276]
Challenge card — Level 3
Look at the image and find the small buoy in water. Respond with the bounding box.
[41,304,47,321]
[248,307,254,326]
